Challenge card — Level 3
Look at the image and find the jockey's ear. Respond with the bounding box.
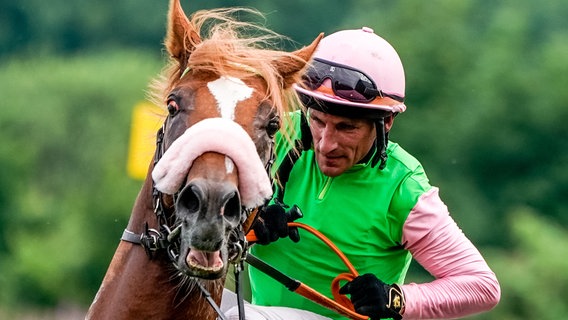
[165,0,201,71]
[274,33,323,89]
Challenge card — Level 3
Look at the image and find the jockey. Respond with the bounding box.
[224,27,500,320]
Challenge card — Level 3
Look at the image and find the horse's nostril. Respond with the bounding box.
[177,184,202,214]
[176,180,241,221]
[223,191,241,222]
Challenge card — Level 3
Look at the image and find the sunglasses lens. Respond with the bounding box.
[334,81,367,101]
[334,72,377,102]
[303,66,325,90]
[302,59,378,102]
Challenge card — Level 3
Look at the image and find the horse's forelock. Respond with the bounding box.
[148,7,305,152]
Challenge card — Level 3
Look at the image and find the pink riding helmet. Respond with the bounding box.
[295,27,407,114]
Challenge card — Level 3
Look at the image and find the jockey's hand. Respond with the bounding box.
[339,273,405,320]
[252,202,302,245]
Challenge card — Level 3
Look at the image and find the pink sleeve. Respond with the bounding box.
[400,188,500,319]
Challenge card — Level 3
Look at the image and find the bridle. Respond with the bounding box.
[121,122,184,265]
[121,116,272,320]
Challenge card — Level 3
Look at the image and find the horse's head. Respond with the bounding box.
[149,0,321,279]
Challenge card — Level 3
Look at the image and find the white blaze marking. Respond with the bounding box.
[207,76,254,119]
[225,156,235,174]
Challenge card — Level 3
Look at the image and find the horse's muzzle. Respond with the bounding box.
[174,174,242,278]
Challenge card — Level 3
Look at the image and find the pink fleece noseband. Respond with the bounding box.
[151,117,272,209]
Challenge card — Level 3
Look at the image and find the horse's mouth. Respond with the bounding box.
[183,248,225,279]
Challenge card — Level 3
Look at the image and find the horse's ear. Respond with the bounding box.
[165,0,201,70]
[274,33,324,89]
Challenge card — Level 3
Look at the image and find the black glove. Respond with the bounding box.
[339,273,405,320]
[252,202,302,245]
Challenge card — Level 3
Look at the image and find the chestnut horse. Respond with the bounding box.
[86,0,321,319]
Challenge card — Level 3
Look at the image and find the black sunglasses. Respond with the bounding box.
[302,58,404,103]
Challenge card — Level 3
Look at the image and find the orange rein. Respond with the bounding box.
[246,222,368,320]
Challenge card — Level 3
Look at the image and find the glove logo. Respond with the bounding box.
[392,294,401,309]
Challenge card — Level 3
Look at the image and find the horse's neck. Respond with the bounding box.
[87,176,224,320]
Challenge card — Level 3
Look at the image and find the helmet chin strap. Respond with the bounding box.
[371,117,388,170]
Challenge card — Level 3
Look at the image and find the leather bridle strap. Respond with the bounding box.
[196,281,228,320]
[234,260,247,320]
[121,229,142,244]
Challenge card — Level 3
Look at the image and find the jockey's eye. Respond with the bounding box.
[266,117,280,137]
[167,99,180,116]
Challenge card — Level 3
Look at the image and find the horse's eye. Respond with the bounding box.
[167,99,180,116]
[266,118,280,137]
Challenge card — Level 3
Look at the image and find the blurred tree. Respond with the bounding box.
[344,0,568,246]
[1,0,357,56]
[0,50,162,307]
[1,0,567,317]
[470,208,568,319]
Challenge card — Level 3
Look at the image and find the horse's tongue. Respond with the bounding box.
[187,249,223,270]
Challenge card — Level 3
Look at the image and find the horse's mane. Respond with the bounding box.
[149,7,306,122]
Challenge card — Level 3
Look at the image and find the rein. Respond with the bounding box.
[245,223,368,320]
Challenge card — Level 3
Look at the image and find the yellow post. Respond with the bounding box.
[126,101,166,180]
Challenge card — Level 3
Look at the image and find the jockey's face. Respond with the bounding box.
[308,108,377,177]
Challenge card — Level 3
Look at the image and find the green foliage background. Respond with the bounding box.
[0,0,567,318]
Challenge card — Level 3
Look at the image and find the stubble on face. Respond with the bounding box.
[308,109,376,177]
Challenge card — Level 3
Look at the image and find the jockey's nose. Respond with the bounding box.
[318,125,339,154]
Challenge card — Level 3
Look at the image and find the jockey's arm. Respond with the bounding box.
[400,188,501,319]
